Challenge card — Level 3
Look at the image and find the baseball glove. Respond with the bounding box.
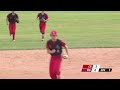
[15,19,19,23]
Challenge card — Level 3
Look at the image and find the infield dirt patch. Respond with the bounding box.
[0,48,120,79]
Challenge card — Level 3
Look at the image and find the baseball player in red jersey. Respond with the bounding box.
[6,11,19,41]
[37,11,49,41]
[46,30,69,79]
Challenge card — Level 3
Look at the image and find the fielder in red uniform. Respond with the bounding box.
[6,11,19,41]
[37,11,49,41]
[46,30,69,79]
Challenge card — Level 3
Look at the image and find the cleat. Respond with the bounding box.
[41,39,44,41]
[12,39,15,41]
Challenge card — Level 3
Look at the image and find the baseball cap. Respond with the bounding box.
[50,30,58,36]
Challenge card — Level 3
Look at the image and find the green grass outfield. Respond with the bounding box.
[0,11,120,50]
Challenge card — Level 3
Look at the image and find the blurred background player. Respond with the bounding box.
[6,11,19,41]
[37,11,49,41]
[46,30,69,79]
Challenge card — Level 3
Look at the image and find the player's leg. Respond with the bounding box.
[9,24,12,36]
[12,24,16,41]
[39,23,46,41]
[49,57,57,79]
[41,24,46,41]
[39,23,42,33]
[9,24,14,40]
[39,23,43,40]
[54,56,62,79]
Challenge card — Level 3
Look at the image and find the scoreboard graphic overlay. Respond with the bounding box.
[81,65,112,72]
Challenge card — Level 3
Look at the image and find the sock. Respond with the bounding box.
[42,34,44,39]
[13,34,15,40]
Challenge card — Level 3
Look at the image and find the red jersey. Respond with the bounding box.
[37,13,48,23]
[46,39,66,56]
[7,13,19,24]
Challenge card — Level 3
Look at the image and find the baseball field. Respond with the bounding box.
[0,11,120,79]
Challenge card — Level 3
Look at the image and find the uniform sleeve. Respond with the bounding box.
[16,14,19,19]
[7,14,9,18]
[46,41,50,49]
[37,13,40,18]
[61,40,66,47]
[46,14,49,19]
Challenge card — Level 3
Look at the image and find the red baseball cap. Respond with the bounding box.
[50,30,58,36]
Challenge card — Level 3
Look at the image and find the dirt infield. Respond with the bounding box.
[0,48,120,79]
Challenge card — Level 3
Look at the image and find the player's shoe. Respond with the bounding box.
[41,38,44,41]
[56,75,61,79]
[12,39,16,41]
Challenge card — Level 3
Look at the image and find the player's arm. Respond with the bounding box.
[37,14,39,20]
[15,14,19,23]
[6,17,9,25]
[46,41,56,54]
[61,40,69,56]
[16,14,19,20]
[46,48,56,54]
[6,16,9,25]
[63,45,69,56]
[44,14,49,22]
[47,48,51,54]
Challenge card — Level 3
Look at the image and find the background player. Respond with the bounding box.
[37,11,49,41]
[6,11,19,41]
[46,30,69,79]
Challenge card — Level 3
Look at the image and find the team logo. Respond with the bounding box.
[56,45,60,49]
